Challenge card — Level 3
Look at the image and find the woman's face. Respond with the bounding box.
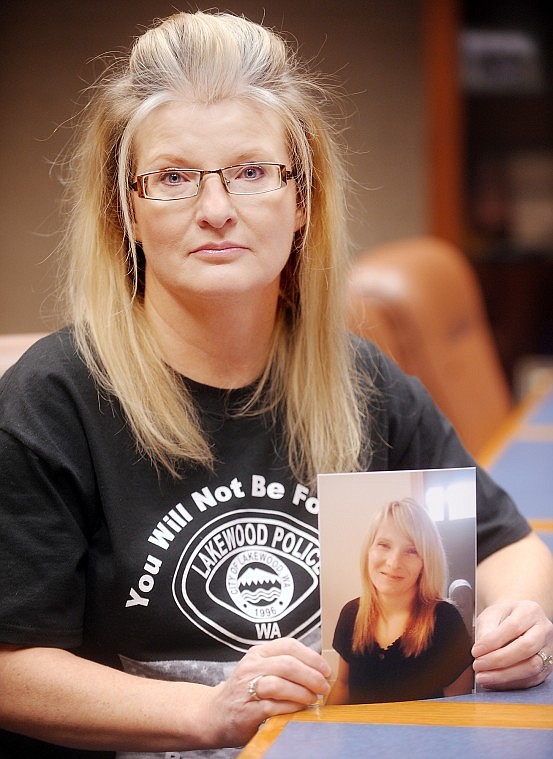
[368,516,423,600]
[131,98,304,315]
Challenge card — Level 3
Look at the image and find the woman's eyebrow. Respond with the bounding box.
[140,155,194,168]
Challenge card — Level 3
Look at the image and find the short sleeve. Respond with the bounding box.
[0,332,100,648]
[0,430,92,647]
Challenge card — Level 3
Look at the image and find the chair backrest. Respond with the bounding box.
[0,333,48,378]
[347,236,513,458]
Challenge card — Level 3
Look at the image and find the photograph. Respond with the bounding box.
[319,467,476,704]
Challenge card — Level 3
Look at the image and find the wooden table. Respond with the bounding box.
[239,680,553,757]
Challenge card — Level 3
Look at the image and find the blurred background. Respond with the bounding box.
[1,0,552,395]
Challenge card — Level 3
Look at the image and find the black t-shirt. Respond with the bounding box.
[0,328,530,757]
[332,598,474,703]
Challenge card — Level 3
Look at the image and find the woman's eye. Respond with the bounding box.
[239,164,265,180]
[161,171,188,185]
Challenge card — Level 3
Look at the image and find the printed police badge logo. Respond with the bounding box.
[172,509,320,651]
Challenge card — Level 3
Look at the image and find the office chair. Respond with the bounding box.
[347,235,513,458]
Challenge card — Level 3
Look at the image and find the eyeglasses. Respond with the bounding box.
[131,162,296,201]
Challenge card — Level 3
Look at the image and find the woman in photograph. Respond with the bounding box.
[0,9,552,758]
[327,498,474,704]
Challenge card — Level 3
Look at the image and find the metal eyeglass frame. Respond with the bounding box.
[130,162,296,200]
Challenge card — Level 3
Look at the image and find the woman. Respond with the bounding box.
[0,10,552,759]
[327,499,474,704]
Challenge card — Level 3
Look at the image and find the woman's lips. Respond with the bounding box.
[381,571,405,581]
[190,242,247,256]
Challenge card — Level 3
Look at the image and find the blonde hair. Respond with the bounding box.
[353,498,448,657]
[60,11,371,483]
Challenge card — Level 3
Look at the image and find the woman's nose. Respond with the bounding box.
[194,173,238,229]
[385,549,402,568]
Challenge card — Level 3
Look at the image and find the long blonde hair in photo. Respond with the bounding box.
[353,498,448,657]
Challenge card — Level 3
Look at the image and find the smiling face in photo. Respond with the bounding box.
[368,517,424,600]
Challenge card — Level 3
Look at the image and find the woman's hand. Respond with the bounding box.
[207,637,331,748]
[0,640,330,752]
[472,600,553,690]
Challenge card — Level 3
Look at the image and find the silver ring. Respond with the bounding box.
[537,650,553,673]
[247,674,264,701]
